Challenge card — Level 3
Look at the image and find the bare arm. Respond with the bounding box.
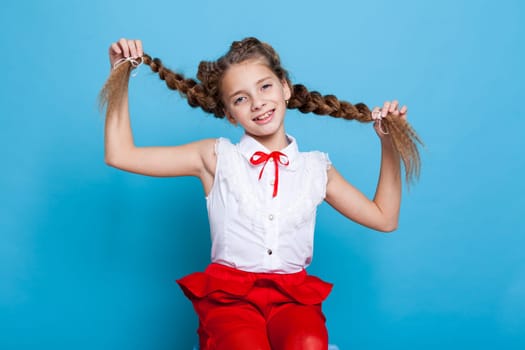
[325,101,405,232]
[104,39,216,193]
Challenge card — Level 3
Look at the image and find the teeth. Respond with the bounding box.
[255,110,272,121]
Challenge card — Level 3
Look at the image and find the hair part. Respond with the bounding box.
[99,37,422,182]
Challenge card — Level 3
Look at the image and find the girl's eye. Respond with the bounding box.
[233,96,245,105]
[262,83,272,90]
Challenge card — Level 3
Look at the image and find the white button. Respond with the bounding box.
[268,214,274,221]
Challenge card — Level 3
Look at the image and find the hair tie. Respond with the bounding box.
[112,56,143,77]
[371,110,389,135]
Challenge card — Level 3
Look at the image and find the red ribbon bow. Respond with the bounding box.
[249,151,289,197]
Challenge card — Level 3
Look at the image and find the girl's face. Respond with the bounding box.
[221,59,291,141]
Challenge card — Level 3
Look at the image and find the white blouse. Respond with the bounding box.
[206,134,331,273]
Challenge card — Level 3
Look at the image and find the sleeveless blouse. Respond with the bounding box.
[206,134,331,273]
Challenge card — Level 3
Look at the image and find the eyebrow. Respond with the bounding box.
[228,76,273,99]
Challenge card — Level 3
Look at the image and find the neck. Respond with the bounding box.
[247,129,289,151]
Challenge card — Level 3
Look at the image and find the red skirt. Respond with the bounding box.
[176,263,333,306]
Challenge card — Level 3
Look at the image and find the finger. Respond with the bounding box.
[371,106,381,133]
[382,101,391,117]
[400,105,408,119]
[389,100,399,113]
[128,39,138,58]
[119,38,130,58]
[136,40,143,57]
[110,42,122,55]
[371,106,381,119]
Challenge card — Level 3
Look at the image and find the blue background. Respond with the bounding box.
[1,0,524,349]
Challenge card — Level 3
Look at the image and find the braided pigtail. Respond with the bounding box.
[288,84,422,182]
[142,55,221,116]
[289,84,371,121]
[98,54,220,117]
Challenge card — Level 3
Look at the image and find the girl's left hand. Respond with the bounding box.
[372,100,407,138]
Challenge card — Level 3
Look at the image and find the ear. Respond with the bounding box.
[223,108,238,126]
[281,79,292,101]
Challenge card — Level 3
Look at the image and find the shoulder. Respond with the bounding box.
[202,137,237,175]
[214,137,234,151]
[300,150,332,170]
[291,136,330,168]
[214,137,246,159]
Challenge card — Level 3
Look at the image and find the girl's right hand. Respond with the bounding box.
[371,100,408,139]
[108,38,144,68]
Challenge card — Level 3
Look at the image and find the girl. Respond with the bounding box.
[100,37,421,350]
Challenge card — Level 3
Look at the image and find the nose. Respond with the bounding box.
[251,95,266,111]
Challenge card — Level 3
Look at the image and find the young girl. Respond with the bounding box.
[100,37,420,350]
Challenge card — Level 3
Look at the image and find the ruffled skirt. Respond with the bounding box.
[177,263,332,306]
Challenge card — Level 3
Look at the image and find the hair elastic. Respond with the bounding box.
[371,110,389,135]
[112,56,143,77]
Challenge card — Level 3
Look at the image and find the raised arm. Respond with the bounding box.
[325,100,405,232]
[103,39,216,193]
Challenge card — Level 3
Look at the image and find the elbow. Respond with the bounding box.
[104,143,135,169]
[104,145,131,169]
[378,220,398,233]
[105,146,135,171]
[104,152,121,169]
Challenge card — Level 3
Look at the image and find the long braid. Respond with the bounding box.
[99,54,223,117]
[289,84,371,121]
[142,54,219,115]
[288,83,422,182]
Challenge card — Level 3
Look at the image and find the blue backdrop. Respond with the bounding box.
[1,0,524,349]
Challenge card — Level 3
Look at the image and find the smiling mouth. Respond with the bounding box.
[253,109,275,122]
